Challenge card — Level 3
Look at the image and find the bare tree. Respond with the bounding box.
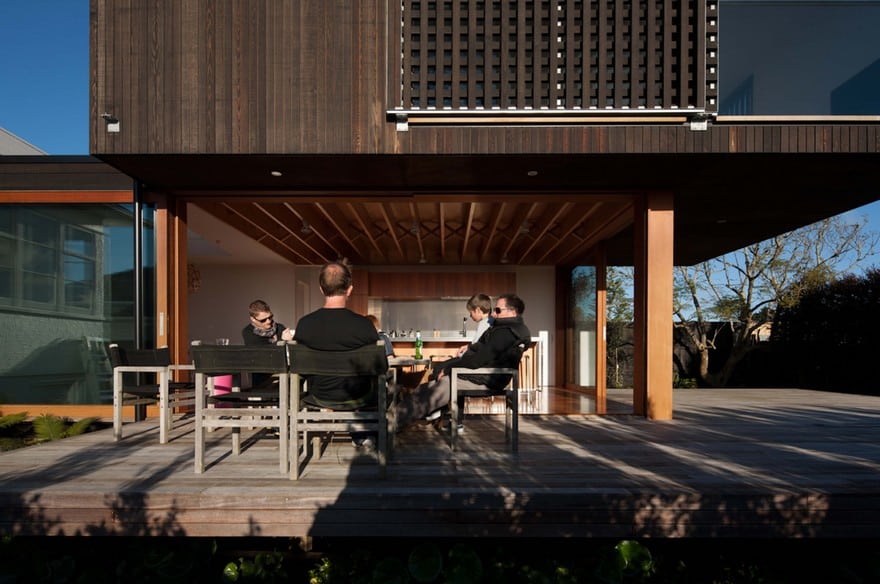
[674,215,878,387]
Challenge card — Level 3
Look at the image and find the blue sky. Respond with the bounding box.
[1,2,878,262]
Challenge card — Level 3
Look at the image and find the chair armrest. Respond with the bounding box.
[113,365,168,374]
[451,367,517,375]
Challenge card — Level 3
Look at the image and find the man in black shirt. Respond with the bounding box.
[293,262,380,411]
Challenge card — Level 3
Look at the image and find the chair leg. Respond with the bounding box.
[159,370,169,444]
[232,427,241,455]
[450,378,459,451]
[508,389,519,453]
[194,373,206,473]
[113,370,123,441]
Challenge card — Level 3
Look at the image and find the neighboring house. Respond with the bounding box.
[0,126,45,155]
[1,1,878,420]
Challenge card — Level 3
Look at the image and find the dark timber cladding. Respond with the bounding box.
[396,0,714,112]
[92,0,723,156]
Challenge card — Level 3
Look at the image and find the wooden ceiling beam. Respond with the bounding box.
[556,203,634,265]
[255,203,338,261]
[234,203,327,263]
[535,202,604,264]
[461,202,476,262]
[408,203,426,262]
[197,202,307,264]
[480,202,506,263]
[346,202,387,260]
[314,203,369,263]
[438,202,447,262]
[379,202,406,260]
[514,202,573,264]
[499,203,536,263]
[282,202,362,261]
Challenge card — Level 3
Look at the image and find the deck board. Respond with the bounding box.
[2,387,880,538]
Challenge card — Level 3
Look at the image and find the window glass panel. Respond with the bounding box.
[64,226,96,257]
[22,273,55,304]
[22,242,55,275]
[64,256,95,311]
[63,226,97,312]
[21,210,58,245]
[720,1,880,115]
[0,237,12,300]
[0,204,142,406]
[0,207,13,236]
[570,266,596,387]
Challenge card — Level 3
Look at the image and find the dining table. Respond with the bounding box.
[387,356,433,388]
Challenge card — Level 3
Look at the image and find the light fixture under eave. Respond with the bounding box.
[418,255,427,264]
[526,170,538,177]
[270,170,282,177]
[300,221,312,235]
[500,256,510,264]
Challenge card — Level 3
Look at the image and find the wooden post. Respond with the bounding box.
[632,192,674,420]
[152,193,189,367]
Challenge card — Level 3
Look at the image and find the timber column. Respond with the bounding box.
[632,192,674,420]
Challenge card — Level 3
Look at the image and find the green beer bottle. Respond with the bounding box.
[414,330,423,359]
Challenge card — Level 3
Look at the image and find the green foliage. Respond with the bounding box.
[221,550,287,583]
[673,375,697,389]
[0,411,28,429]
[773,268,880,393]
[408,543,443,582]
[32,414,99,443]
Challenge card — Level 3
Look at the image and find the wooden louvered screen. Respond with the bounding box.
[394,0,717,116]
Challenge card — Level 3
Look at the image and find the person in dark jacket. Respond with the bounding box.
[241,299,293,387]
[241,299,293,346]
[394,293,531,432]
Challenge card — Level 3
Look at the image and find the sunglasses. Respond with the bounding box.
[493,306,509,314]
[253,314,273,323]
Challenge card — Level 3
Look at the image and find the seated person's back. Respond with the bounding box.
[293,262,380,410]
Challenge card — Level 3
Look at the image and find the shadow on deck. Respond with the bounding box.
[1,387,879,539]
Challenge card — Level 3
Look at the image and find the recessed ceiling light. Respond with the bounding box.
[270,170,282,177]
[527,170,538,177]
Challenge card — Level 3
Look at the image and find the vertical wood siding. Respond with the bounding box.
[91,0,876,156]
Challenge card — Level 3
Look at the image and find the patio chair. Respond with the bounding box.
[109,343,196,444]
[191,343,290,474]
[449,366,520,453]
[289,341,393,480]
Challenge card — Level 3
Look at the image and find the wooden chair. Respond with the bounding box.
[191,343,290,475]
[109,343,196,444]
[289,341,393,480]
[449,367,520,453]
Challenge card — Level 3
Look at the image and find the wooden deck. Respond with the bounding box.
[2,387,880,539]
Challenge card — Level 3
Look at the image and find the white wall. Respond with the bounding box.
[188,265,298,344]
